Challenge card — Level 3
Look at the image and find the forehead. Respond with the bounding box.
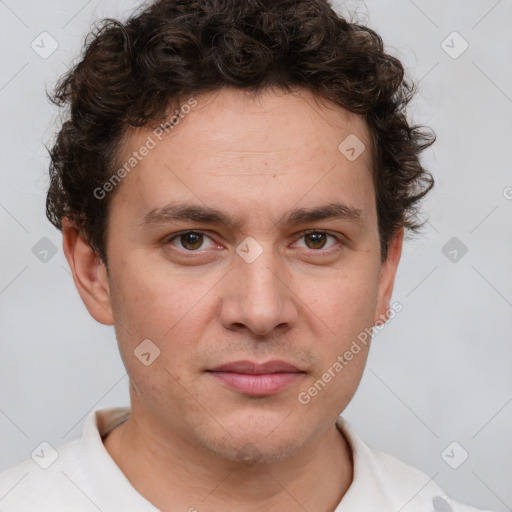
[110,87,375,225]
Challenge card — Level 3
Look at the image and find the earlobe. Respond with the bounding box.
[374,226,404,325]
[61,218,115,326]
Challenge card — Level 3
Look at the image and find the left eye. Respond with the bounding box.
[293,231,339,251]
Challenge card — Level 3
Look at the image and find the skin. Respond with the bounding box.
[62,86,403,512]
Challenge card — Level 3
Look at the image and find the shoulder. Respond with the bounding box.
[0,439,85,512]
[372,446,493,512]
[0,407,152,512]
[336,416,497,512]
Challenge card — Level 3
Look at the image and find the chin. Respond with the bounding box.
[192,412,307,464]
[208,434,300,465]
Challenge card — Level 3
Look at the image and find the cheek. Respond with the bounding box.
[296,273,377,414]
[107,267,203,407]
[107,257,221,384]
[303,260,380,337]
[108,256,208,337]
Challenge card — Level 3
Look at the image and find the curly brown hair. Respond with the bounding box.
[46,0,435,265]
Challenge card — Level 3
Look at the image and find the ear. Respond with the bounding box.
[61,218,114,326]
[374,226,404,325]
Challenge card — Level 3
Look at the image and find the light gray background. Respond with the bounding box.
[0,0,511,510]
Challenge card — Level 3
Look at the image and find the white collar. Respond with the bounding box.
[80,407,451,511]
[334,416,448,510]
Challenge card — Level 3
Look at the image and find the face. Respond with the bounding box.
[68,86,402,463]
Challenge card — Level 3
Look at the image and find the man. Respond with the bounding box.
[0,0,496,510]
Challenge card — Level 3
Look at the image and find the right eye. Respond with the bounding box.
[165,231,218,252]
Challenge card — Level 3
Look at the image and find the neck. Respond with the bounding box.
[103,410,353,512]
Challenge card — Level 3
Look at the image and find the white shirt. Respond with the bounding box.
[0,407,495,511]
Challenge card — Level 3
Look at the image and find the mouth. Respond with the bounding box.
[206,360,306,396]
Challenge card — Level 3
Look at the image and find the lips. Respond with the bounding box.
[209,360,303,374]
[207,360,305,396]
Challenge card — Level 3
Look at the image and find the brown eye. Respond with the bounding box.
[179,232,203,250]
[293,231,341,253]
[304,232,328,249]
[167,231,212,251]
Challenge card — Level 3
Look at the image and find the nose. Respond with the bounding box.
[218,246,298,337]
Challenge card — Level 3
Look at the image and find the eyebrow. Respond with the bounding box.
[138,201,366,230]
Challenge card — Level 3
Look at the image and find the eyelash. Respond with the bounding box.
[164,230,345,255]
